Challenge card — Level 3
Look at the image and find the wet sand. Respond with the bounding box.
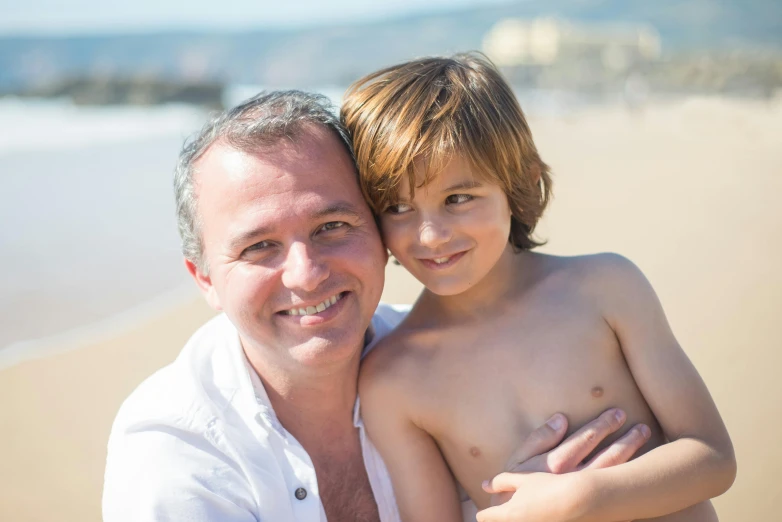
[1,96,780,520]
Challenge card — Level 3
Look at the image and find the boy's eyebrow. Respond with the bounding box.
[442,180,483,192]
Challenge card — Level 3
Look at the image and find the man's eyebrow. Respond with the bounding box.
[442,180,483,192]
[311,202,364,221]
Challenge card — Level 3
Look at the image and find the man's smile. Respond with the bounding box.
[280,291,346,316]
[276,291,353,327]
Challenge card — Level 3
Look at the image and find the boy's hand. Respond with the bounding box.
[481,408,650,509]
[477,472,588,522]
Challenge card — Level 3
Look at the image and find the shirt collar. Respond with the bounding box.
[221,312,387,432]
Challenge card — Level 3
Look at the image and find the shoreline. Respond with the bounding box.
[0,283,198,371]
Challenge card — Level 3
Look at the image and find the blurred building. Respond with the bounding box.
[483,17,661,72]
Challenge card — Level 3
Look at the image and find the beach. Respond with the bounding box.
[1,95,780,520]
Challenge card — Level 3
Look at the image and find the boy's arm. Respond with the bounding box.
[359,349,463,522]
[580,254,736,521]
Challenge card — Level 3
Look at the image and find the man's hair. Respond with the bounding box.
[174,90,355,273]
[341,53,552,250]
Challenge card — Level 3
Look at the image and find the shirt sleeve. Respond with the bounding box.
[103,422,258,522]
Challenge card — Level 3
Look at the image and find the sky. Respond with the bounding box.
[0,0,513,35]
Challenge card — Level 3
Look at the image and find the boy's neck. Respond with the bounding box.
[422,245,536,322]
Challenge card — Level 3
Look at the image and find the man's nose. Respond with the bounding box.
[281,242,329,292]
[418,216,452,249]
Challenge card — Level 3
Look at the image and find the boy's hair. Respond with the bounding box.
[341,53,552,250]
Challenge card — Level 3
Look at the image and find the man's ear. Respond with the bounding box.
[184,258,222,311]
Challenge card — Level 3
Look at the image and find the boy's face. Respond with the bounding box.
[379,155,512,296]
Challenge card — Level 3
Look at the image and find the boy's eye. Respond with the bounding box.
[386,203,413,214]
[320,221,347,232]
[446,194,473,205]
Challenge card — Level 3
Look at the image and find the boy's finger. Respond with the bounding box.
[579,424,650,470]
[482,472,523,494]
[504,413,568,472]
[544,408,627,473]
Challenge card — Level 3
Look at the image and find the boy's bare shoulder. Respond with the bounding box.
[539,251,645,291]
[537,252,652,317]
[360,318,438,399]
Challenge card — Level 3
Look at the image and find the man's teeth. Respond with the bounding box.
[285,294,341,316]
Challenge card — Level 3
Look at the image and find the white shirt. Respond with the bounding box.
[103,303,409,522]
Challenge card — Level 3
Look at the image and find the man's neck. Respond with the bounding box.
[243,342,362,444]
[242,337,381,522]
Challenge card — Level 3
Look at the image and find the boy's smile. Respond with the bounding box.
[417,249,469,270]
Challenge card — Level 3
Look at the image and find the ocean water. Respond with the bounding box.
[0,98,209,363]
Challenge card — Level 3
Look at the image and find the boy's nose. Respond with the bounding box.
[418,220,452,248]
[281,242,329,292]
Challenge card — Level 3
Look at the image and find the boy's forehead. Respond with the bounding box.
[406,154,486,194]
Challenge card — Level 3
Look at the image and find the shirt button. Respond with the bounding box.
[294,487,307,500]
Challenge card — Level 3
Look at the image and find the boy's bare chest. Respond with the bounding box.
[417,305,626,421]
[408,305,656,504]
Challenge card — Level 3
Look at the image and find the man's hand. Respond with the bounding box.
[477,408,650,521]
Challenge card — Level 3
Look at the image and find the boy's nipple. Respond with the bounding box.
[591,386,604,398]
[469,446,482,458]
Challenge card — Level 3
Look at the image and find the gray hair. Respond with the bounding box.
[173,90,356,274]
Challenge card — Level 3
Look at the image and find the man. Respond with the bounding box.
[103,91,649,521]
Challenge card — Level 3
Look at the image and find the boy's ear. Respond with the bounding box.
[184,258,223,311]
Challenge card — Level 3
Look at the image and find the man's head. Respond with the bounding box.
[341,53,552,251]
[174,91,387,372]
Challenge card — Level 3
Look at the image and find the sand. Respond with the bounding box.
[1,96,780,520]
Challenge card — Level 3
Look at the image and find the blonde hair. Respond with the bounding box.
[341,53,552,250]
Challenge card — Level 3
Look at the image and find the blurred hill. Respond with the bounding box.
[1,0,780,101]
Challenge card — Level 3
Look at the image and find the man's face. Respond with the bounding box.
[188,126,387,371]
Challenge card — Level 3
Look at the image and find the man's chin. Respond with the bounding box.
[285,334,364,368]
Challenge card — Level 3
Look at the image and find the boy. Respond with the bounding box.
[341,54,735,521]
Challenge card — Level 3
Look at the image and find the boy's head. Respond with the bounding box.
[341,53,552,253]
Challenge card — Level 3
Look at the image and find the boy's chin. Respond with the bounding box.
[420,275,475,297]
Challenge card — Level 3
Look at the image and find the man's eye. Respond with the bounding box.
[386,203,413,214]
[245,240,272,252]
[446,194,473,205]
[320,221,347,232]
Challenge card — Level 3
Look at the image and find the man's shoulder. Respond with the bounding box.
[103,313,261,522]
[110,313,239,439]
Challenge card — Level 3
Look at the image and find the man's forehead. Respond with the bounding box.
[196,129,355,186]
[199,136,366,216]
